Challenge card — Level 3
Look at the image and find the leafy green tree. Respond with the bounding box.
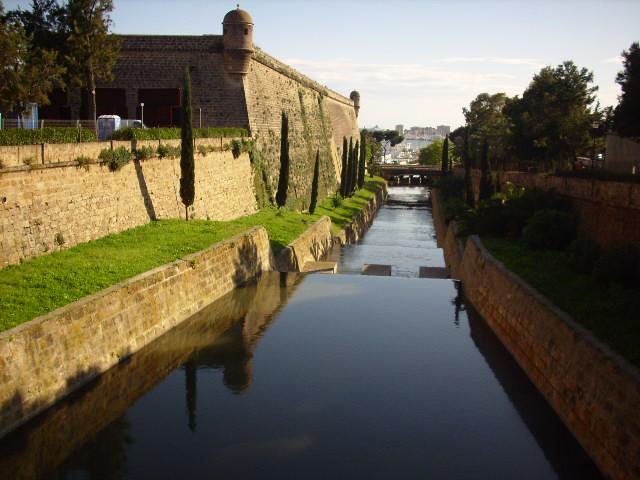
[463,92,512,168]
[505,61,597,170]
[0,2,65,117]
[309,149,319,214]
[340,136,348,197]
[463,127,475,207]
[419,138,453,165]
[440,135,449,174]
[449,125,466,162]
[65,0,119,123]
[478,138,493,201]
[614,42,640,139]
[276,111,290,207]
[6,0,67,56]
[358,135,366,188]
[180,68,195,220]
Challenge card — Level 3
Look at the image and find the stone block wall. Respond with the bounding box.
[432,193,640,480]
[0,149,257,267]
[0,226,273,438]
[276,216,333,272]
[458,168,640,248]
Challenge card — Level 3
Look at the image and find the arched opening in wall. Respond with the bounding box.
[138,89,181,127]
[80,88,127,119]
[38,88,71,120]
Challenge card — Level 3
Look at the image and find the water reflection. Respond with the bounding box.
[0,272,301,480]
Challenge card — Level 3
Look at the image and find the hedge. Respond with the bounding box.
[0,128,98,145]
[109,127,249,141]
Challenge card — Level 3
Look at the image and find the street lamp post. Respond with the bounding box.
[591,121,599,174]
[92,89,97,134]
[140,103,145,126]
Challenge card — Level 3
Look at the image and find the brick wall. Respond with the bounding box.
[433,191,640,480]
[0,226,274,439]
[0,149,257,267]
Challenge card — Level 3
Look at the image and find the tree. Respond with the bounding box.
[6,0,67,55]
[440,135,449,175]
[418,138,452,165]
[65,0,119,124]
[275,111,289,207]
[180,68,195,220]
[0,1,65,116]
[351,140,359,194]
[346,137,354,196]
[614,42,640,139]
[358,135,366,188]
[463,92,512,168]
[463,127,475,207]
[309,149,319,214]
[371,129,403,163]
[505,61,597,170]
[478,138,493,201]
[340,137,348,197]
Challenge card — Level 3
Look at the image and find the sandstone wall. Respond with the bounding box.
[0,226,273,438]
[458,168,640,248]
[245,50,359,210]
[0,150,257,267]
[276,216,333,272]
[432,192,640,480]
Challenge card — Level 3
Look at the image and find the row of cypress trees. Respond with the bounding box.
[339,136,364,198]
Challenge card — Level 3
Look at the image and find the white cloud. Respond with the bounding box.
[435,56,545,69]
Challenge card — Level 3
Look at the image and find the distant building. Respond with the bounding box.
[436,125,451,137]
[395,124,404,136]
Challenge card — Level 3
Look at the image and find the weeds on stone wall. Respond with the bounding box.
[99,147,133,171]
[109,127,248,141]
[22,156,34,166]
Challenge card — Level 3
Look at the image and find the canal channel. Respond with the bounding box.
[0,186,602,479]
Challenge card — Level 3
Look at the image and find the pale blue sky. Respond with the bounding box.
[6,0,640,129]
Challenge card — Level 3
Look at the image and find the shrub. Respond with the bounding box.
[197,144,215,157]
[331,195,343,208]
[458,198,506,237]
[109,127,248,141]
[442,197,468,224]
[99,147,133,171]
[134,146,155,161]
[157,143,180,159]
[436,175,465,201]
[231,140,242,159]
[22,156,34,166]
[501,188,566,237]
[75,156,93,169]
[594,245,640,287]
[0,127,97,145]
[567,237,602,274]
[54,232,65,246]
[522,209,576,250]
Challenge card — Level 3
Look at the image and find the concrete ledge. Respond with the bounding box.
[418,266,449,279]
[335,184,387,246]
[432,189,640,480]
[301,261,337,274]
[0,226,274,439]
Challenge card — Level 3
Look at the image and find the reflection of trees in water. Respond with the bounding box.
[451,280,465,327]
[58,416,133,480]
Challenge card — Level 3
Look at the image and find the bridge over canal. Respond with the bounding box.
[377,164,443,184]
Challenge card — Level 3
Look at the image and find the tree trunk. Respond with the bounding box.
[89,70,97,133]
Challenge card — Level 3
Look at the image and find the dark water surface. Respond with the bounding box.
[0,187,603,479]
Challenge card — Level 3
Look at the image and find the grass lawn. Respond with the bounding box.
[482,237,640,366]
[0,177,385,331]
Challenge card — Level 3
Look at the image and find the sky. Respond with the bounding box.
[5,0,640,130]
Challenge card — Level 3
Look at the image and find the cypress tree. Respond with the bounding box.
[463,127,475,207]
[441,134,449,175]
[309,149,320,214]
[358,135,366,189]
[276,111,290,207]
[340,137,348,197]
[351,140,360,194]
[478,137,493,201]
[180,68,195,221]
[346,137,354,196]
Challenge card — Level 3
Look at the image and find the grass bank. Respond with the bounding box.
[483,237,640,366]
[0,177,385,332]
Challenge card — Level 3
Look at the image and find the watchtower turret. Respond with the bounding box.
[350,90,361,117]
[223,5,254,75]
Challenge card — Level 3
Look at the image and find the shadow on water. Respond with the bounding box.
[454,286,603,479]
[0,272,302,480]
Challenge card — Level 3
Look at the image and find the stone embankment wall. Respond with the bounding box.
[459,168,640,248]
[0,226,274,439]
[277,184,387,272]
[432,190,640,480]
[0,145,257,267]
[246,50,359,210]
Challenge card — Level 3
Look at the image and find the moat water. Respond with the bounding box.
[0,187,602,479]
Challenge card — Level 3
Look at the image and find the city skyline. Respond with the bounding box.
[4,0,639,129]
